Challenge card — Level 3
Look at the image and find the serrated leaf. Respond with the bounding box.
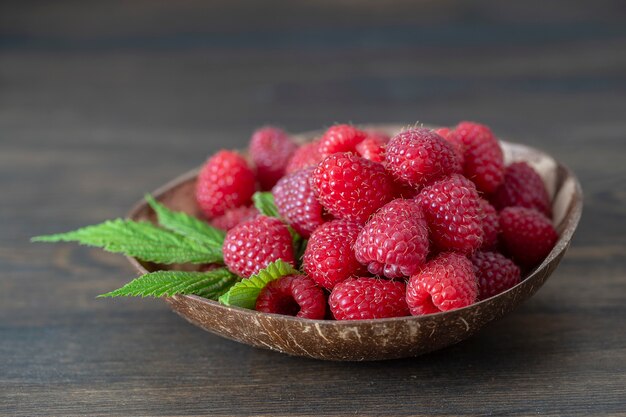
[145,194,225,244]
[253,192,280,218]
[98,268,237,298]
[218,260,298,309]
[32,219,223,264]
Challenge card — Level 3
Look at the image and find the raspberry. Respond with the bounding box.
[470,251,521,300]
[329,278,410,320]
[365,130,391,143]
[406,252,477,315]
[302,219,365,289]
[285,140,323,174]
[249,126,298,190]
[479,198,499,251]
[354,199,429,278]
[434,127,465,167]
[318,124,367,157]
[416,174,484,254]
[385,128,461,187]
[492,162,552,218]
[355,131,390,162]
[499,207,558,267]
[312,153,394,224]
[210,205,258,231]
[223,216,295,277]
[196,150,256,218]
[255,275,326,319]
[448,121,504,194]
[272,167,324,238]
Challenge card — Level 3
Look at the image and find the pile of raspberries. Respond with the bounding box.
[196,122,558,320]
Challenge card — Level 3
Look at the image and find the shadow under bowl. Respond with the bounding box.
[126,125,583,361]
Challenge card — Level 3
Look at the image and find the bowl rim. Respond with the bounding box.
[125,132,583,327]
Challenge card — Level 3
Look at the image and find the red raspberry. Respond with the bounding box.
[479,198,499,251]
[434,127,451,138]
[470,251,521,300]
[255,275,326,319]
[285,140,323,174]
[499,207,558,267]
[406,252,478,315]
[355,131,390,162]
[223,215,295,277]
[329,278,410,320]
[416,174,484,254]
[312,153,394,224]
[210,205,259,231]
[196,150,256,218]
[448,121,504,194]
[492,162,552,218]
[354,199,429,278]
[272,167,324,238]
[249,126,298,190]
[303,219,365,289]
[318,124,367,157]
[434,127,465,167]
[385,128,461,187]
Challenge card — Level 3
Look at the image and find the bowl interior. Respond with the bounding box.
[126,125,582,361]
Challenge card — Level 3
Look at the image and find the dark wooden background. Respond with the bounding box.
[1,1,625,416]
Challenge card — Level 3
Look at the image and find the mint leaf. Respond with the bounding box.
[145,194,225,245]
[253,192,280,218]
[98,268,237,298]
[32,219,223,264]
[218,260,298,309]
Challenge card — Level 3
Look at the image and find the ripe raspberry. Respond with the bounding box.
[434,127,465,167]
[470,251,521,300]
[479,198,499,251]
[223,215,295,277]
[406,252,478,315]
[499,207,558,267]
[492,162,552,218]
[385,128,461,187]
[285,140,323,174]
[210,205,258,231]
[318,124,367,157]
[196,150,256,218]
[255,275,326,319]
[272,167,324,238]
[312,153,394,224]
[448,121,504,194]
[303,219,365,289]
[354,199,429,278]
[329,278,410,320]
[355,131,390,162]
[416,174,484,254]
[249,126,298,190]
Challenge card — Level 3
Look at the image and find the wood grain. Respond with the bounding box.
[1,0,625,415]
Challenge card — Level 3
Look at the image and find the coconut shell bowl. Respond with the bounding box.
[127,125,582,361]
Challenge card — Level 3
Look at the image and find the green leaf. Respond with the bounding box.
[98,268,237,298]
[253,192,280,218]
[145,194,225,245]
[32,219,223,264]
[218,260,298,309]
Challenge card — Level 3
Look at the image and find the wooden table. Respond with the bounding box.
[2,1,625,415]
